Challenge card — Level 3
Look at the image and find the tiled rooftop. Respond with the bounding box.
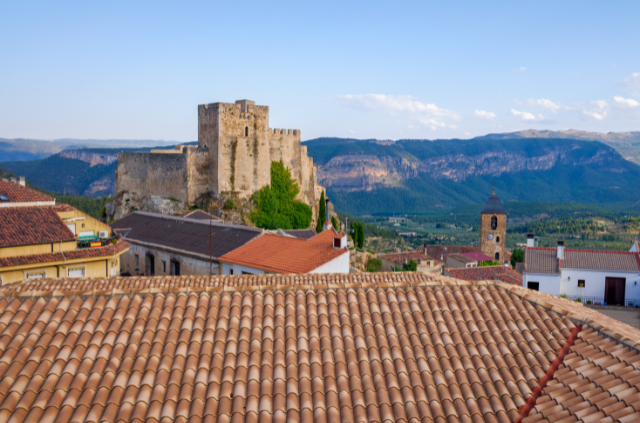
[0,240,130,268]
[525,247,640,274]
[461,252,494,263]
[0,206,75,248]
[448,253,478,264]
[219,229,348,274]
[1,273,640,423]
[417,245,480,261]
[446,266,524,286]
[0,180,54,204]
[182,210,223,221]
[378,251,432,263]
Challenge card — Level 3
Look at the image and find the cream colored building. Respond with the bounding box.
[0,179,129,284]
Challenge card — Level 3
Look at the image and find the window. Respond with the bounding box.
[491,216,497,230]
[171,260,180,276]
[135,255,139,266]
[26,272,45,279]
[578,280,585,288]
[229,269,234,275]
[528,282,540,291]
[147,254,155,276]
[68,267,85,278]
[242,271,254,275]
[333,238,340,248]
[245,126,249,136]
[495,252,500,261]
[496,236,500,243]
[162,261,166,273]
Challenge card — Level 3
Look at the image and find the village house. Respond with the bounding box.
[0,179,128,283]
[378,251,443,274]
[523,234,640,305]
[445,264,524,286]
[218,223,349,275]
[445,253,479,269]
[110,211,262,276]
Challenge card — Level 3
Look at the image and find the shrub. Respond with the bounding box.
[575,298,582,303]
[560,293,567,298]
[402,260,418,272]
[223,199,235,210]
[366,258,382,273]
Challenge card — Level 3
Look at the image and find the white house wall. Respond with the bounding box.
[222,262,265,276]
[523,273,562,296]
[121,244,219,276]
[558,268,640,301]
[311,251,350,274]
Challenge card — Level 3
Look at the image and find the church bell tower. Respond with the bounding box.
[480,187,507,262]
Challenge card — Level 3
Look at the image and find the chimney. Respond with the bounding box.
[18,176,25,187]
[557,240,565,260]
[534,237,539,247]
[323,197,332,231]
[9,177,16,184]
[527,233,535,248]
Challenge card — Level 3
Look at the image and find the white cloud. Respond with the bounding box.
[510,109,544,122]
[347,130,356,134]
[592,99,608,109]
[418,117,446,130]
[449,124,457,129]
[518,67,526,71]
[473,109,496,120]
[617,73,640,95]
[335,94,458,118]
[613,96,639,108]
[527,98,562,112]
[582,110,607,120]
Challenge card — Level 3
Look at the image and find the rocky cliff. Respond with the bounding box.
[58,149,118,166]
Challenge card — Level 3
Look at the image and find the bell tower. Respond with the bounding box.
[480,186,507,262]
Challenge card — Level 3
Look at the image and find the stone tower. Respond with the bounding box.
[480,188,507,262]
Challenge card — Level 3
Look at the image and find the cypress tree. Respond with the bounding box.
[316,191,326,233]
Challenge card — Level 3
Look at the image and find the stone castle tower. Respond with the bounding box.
[114,100,322,220]
[480,188,507,262]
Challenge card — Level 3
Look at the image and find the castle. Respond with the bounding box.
[115,100,322,219]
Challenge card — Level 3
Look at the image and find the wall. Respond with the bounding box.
[0,254,122,284]
[121,243,218,276]
[559,268,640,301]
[0,240,77,258]
[523,272,562,296]
[57,208,111,237]
[116,151,190,203]
[480,213,506,262]
[311,251,350,274]
[221,262,265,276]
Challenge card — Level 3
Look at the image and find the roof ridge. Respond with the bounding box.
[130,211,263,232]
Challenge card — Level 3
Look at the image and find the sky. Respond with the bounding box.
[1,1,639,142]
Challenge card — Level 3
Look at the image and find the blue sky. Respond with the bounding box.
[1,1,639,141]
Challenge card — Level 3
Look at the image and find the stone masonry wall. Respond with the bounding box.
[116,151,190,203]
[480,213,507,262]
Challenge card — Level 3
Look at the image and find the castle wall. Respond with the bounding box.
[185,147,210,204]
[116,151,190,203]
[480,213,507,262]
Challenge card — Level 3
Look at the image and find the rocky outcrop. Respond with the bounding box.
[83,176,115,197]
[317,144,628,191]
[59,149,117,166]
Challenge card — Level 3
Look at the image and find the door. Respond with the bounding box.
[605,277,626,306]
[146,254,155,276]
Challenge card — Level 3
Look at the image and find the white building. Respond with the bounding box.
[219,225,349,275]
[523,235,640,306]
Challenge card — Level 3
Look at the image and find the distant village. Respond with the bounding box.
[2,100,640,423]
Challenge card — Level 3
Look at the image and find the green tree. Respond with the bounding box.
[356,223,365,249]
[510,248,524,267]
[316,191,326,233]
[478,260,501,267]
[402,260,418,272]
[249,162,312,230]
[331,216,340,231]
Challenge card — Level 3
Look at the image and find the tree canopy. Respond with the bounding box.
[249,162,312,230]
[316,191,326,233]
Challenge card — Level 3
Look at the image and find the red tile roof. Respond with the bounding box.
[461,251,494,262]
[378,251,431,263]
[415,244,479,261]
[0,240,130,268]
[0,180,54,203]
[525,247,640,274]
[446,265,524,286]
[0,206,75,247]
[0,274,639,423]
[219,229,348,274]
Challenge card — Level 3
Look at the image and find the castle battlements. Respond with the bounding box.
[116,100,321,223]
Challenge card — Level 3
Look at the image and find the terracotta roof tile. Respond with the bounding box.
[0,274,639,423]
[446,266,523,286]
[0,206,75,248]
[461,252,494,262]
[0,240,130,268]
[525,247,640,274]
[0,180,54,204]
[219,230,348,274]
[378,251,432,262]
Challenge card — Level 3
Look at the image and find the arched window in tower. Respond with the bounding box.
[496,236,500,243]
[491,216,497,230]
[495,252,500,261]
[245,127,249,137]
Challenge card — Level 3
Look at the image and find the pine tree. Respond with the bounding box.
[316,191,326,233]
